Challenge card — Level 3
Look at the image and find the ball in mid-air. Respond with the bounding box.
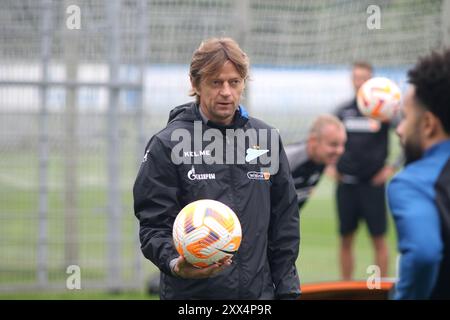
[172,199,242,268]
[357,77,402,122]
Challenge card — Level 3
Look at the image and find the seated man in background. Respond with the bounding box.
[285,114,347,209]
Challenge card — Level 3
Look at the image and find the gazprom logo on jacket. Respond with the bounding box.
[187,166,216,181]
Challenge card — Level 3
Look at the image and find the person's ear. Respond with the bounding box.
[190,77,200,96]
[308,134,318,148]
[422,111,440,139]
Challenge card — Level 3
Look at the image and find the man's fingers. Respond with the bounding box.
[187,263,220,278]
[207,263,229,276]
[197,259,232,277]
[175,255,233,279]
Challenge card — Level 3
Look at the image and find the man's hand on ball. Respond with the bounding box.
[172,256,232,279]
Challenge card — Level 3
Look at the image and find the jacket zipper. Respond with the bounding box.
[226,133,242,299]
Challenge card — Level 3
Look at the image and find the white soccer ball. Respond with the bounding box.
[172,199,242,268]
[357,77,402,122]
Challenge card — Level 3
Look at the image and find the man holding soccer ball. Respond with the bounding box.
[329,62,401,281]
[133,38,300,299]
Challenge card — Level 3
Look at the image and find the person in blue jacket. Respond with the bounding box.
[387,48,450,299]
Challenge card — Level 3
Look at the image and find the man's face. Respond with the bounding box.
[352,67,372,93]
[396,86,424,164]
[310,124,347,165]
[193,60,245,125]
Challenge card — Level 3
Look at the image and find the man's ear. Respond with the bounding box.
[422,111,441,139]
[190,77,200,96]
[308,133,318,149]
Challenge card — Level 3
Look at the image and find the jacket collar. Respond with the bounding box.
[194,103,249,129]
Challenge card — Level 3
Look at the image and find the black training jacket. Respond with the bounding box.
[335,99,389,181]
[432,158,450,299]
[133,102,300,300]
[284,142,325,209]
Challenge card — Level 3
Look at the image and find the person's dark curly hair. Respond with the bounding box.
[408,48,450,134]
